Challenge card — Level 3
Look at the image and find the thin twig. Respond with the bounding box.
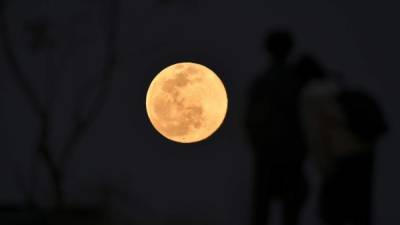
[0,3,46,118]
[0,0,50,208]
[59,0,119,176]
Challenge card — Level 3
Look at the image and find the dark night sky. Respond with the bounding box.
[0,0,399,224]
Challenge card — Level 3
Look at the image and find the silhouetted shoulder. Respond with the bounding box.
[337,89,388,141]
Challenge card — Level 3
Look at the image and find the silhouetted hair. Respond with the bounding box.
[265,29,294,60]
[295,54,325,82]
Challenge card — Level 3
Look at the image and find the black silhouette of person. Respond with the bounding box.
[297,56,387,225]
[320,89,387,225]
[245,30,308,225]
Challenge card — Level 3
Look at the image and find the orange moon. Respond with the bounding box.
[146,62,228,143]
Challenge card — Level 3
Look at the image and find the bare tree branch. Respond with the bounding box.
[59,0,119,172]
[0,2,47,119]
[0,0,120,209]
[0,0,50,208]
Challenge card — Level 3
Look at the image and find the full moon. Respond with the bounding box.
[146,62,228,143]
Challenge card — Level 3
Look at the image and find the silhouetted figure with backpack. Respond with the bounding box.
[299,64,387,225]
[322,89,386,225]
[245,30,308,225]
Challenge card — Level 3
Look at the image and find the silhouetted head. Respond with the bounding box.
[265,29,294,63]
[295,54,326,83]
